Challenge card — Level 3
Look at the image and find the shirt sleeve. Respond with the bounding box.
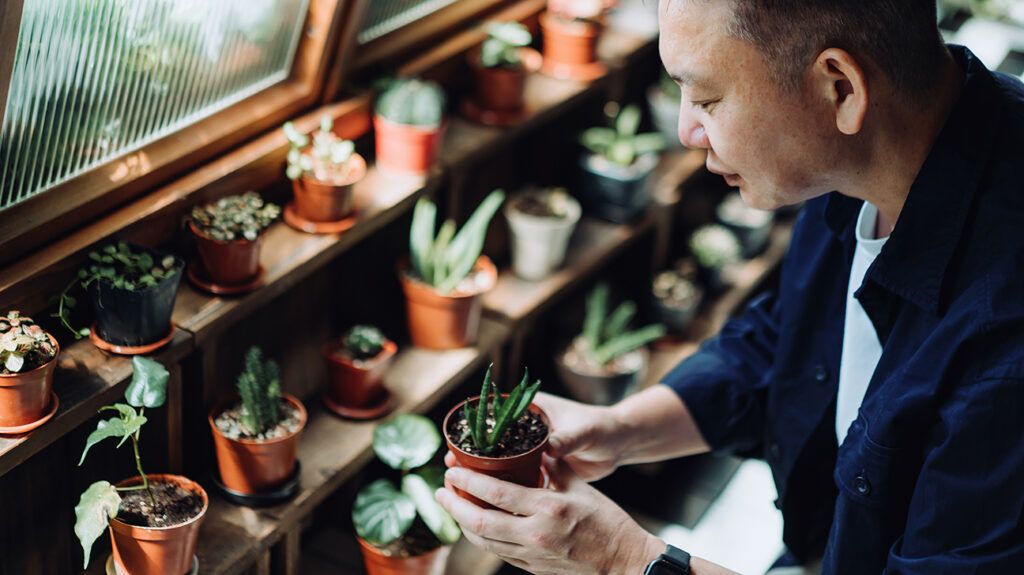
[660,290,780,455]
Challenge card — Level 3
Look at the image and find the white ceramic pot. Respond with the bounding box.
[505,193,582,281]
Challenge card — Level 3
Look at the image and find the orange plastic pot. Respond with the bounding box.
[540,11,601,67]
[373,115,445,175]
[189,221,263,286]
[0,334,58,428]
[443,397,550,509]
[323,339,397,408]
[291,153,366,223]
[357,537,450,575]
[109,474,208,575]
[400,256,496,350]
[468,48,537,112]
[209,394,307,495]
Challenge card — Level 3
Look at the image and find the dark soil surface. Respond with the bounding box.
[512,194,567,219]
[371,519,442,558]
[448,409,548,457]
[116,481,204,528]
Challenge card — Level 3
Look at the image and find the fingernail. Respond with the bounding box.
[445,467,460,482]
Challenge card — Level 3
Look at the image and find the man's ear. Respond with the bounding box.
[811,48,869,135]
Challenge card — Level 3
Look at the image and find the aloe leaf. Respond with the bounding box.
[616,104,641,137]
[592,324,667,365]
[410,198,437,281]
[603,301,636,341]
[583,283,609,349]
[437,189,504,293]
[487,382,524,449]
[473,366,492,450]
[580,127,616,154]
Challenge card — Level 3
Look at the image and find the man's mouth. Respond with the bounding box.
[706,161,741,186]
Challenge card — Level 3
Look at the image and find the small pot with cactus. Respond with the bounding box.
[56,242,184,354]
[556,283,666,405]
[209,347,307,499]
[505,186,582,281]
[442,365,549,508]
[401,190,504,349]
[690,224,743,292]
[187,191,280,290]
[323,325,397,416]
[650,259,703,334]
[578,103,666,223]
[0,311,59,431]
[353,414,461,575]
[540,0,611,80]
[647,66,684,149]
[715,191,774,258]
[464,22,541,125]
[74,357,208,575]
[284,115,366,229]
[374,78,446,175]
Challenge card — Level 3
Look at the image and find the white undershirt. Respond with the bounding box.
[836,202,889,445]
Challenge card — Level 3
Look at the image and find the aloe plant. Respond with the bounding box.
[236,346,282,436]
[376,78,446,128]
[581,283,665,366]
[409,189,505,293]
[580,104,666,167]
[352,414,461,548]
[462,365,541,454]
[481,22,532,68]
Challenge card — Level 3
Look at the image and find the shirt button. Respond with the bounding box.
[814,365,829,383]
[854,473,872,496]
[769,442,782,460]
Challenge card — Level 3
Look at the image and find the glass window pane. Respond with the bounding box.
[0,0,311,210]
[358,0,461,44]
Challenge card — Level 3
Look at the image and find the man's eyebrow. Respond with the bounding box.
[669,71,710,88]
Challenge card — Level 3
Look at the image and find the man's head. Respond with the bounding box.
[659,0,949,209]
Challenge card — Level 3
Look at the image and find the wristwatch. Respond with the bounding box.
[644,544,691,574]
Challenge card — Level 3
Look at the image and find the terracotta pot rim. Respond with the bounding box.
[355,535,446,558]
[0,332,59,382]
[188,220,263,246]
[373,114,446,135]
[557,342,649,378]
[442,396,551,462]
[208,393,308,446]
[323,338,397,370]
[399,255,497,300]
[540,10,602,36]
[110,474,209,531]
[298,152,367,188]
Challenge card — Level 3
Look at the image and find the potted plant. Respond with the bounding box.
[443,366,548,508]
[715,191,775,258]
[504,186,582,281]
[74,357,207,575]
[556,283,665,405]
[322,325,398,419]
[56,242,184,355]
[650,261,703,335]
[283,114,366,233]
[186,191,280,294]
[401,189,504,350]
[374,78,446,175]
[689,224,743,292]
[352,414,461,575]
[0,311,59,433]
[464,22,542,126]
[647,67,683,149]
[209,346,307,502]
[540,0,609,80]
[578,103,666,223]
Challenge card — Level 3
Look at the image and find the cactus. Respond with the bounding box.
[580,283,665,366]
[376,78,446,128]
[283,114,355,182]
[190,192,280,242]
[236,347,282,436]
[480,22,532,68]
[690,224,742,270]
[0,311,56,374]
[343,325,387,361]
[409,189,505,294]
[462,365,541,454]
[580,103,666,167]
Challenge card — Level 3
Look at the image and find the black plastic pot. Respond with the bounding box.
[577,152,658,223]
[89,251,183,347]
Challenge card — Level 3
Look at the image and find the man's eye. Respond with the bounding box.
[692,100,718,111]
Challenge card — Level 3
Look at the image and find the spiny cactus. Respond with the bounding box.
[580,103,666,167]
[463,365,541,454]
[190,192,280,242]
[343,325,386,361]
[480,22,532,68]
[376,78,446,128]
[581,283,665,366]
[236,346,282,436]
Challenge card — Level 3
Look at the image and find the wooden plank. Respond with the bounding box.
[272,528,302,575]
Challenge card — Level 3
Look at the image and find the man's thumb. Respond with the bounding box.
[547,429,585,457]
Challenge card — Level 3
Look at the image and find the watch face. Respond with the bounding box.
[647,559,683,575]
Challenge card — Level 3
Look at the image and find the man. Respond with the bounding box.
[435,1,1024,573]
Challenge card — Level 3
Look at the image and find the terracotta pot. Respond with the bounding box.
[373,115,445,175]
[540,11,602,68]
[0,334,58,428]
[109,474,208,575]
[443,397,550,508]
[188,221,263,286]
[468,47,540,112]
[209,394,307,495]
[357,537,451,575]
[291,153,367,223]
[323,339,397,408]
[400,256,496,350]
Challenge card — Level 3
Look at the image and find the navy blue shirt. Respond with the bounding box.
[664,46,1024,574]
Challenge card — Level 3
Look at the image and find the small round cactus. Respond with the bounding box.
[343,325,387,361]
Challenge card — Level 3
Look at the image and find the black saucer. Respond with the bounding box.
[210,461,302,507]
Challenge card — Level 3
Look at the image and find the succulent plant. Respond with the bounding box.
[580,103,666,167]
[510,187,574,219]
[0,311,57,374]
[480,22,532,68]
[653,270,702,309]
[376,78,446,128]
[462,364,541,454]
[236,346,282,436]
[343,325,387,361]
[409,189,505,294]
[190,192,280,242]
[690,224,742,270]
[580,283,666,366]
[284,114,356,182]
[548,0,608,22]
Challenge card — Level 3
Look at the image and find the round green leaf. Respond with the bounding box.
[125,356,169,408]
[372,414,441,471]
[74,481,121,568]
[403,473,461,545]
[352,479,416,546]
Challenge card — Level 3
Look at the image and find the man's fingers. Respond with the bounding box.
[444,467,541,516]
[434,487,524,543]
[444,450,456,468]
[544,454,584,492]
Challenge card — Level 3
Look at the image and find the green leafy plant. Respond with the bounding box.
[580,283,665,366]
[0,311,57,374]
[343,325,387,361]
[352,414,461,548]
[376,78,446,128]
[409,189,505,293]
[189,191,281,241]
[463,365,541,454]
[284,114,356,181]
[236,346,282,436]
[55,242,181,339]
[690,224,742,270]
[580,103,666,167]
[74,357,170,568]
[548,0,607,23]
[481,22,532,68]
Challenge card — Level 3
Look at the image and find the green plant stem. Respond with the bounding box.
[55,277,83,338]
[132,407,155,507]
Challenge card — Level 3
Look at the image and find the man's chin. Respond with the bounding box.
[735,185,782,211]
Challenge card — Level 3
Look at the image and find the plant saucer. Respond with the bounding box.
[461,98,530,127]
[107,554,198,575]
[90,325,175,355]
[0,392,59,435]
[187,262,266,296]
[540,59,606,82]
[283,203,358,235]
[322,387,395,421]
[210,461,302,507]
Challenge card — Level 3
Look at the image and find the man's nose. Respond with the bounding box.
[678,107,710,149]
